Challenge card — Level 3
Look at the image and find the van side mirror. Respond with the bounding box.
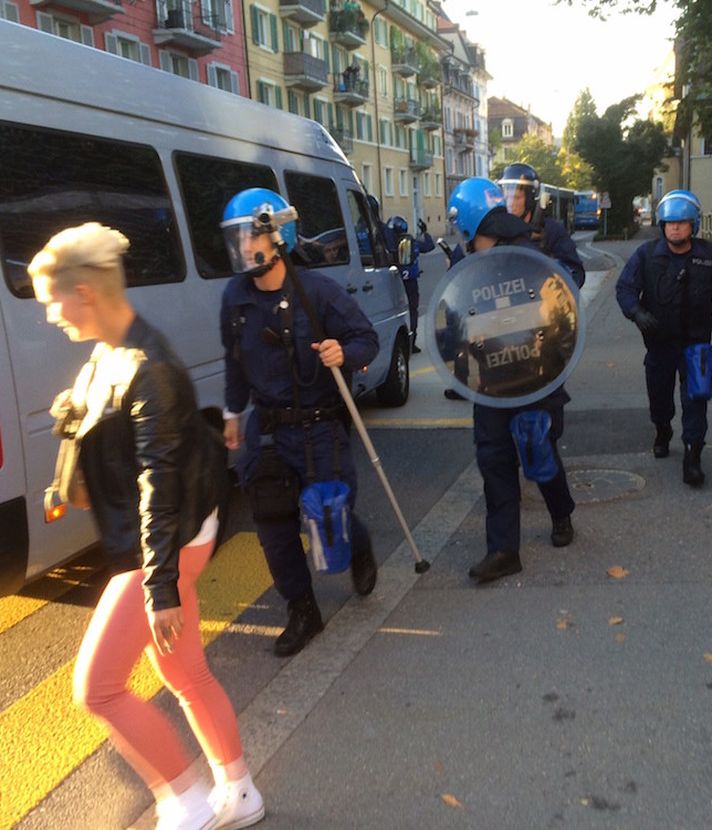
[397,236,415,266]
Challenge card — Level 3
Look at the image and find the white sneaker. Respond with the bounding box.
[209,772,265,829]
[155,780,218,830]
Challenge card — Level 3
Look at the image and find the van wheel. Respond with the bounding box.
[377,335,409,407]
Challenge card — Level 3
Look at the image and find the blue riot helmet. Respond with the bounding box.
[221,187,298,277]
[656,189,701,236]
[387,215,408,236]
[447,177,506,246]
[497,163,540,218]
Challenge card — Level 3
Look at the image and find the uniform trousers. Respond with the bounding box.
[644,343,708,444]
[474,403,575,555]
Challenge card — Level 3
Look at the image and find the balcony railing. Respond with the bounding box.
[394,97,421,123]
[453,127,476,149]
[419,108,442,131]
[154,0,221,54]
[329,126,354,155]
[278,0,325,28]
[283,52,328,91]
[333,71,369,106]
[391,46,418,77]
[409,147,433,170]
[329,7,368,50]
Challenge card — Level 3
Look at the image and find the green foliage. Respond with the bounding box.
[556,0,712,139]
[562,88,598,151]
[575,95,668,234]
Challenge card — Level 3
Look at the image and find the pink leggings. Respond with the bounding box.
[73,540,243,789]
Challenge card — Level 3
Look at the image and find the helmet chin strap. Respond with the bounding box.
[250,251,281,279]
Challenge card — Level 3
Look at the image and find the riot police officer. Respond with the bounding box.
[446,177,577,583]
[616,189,712,485]
[386,215,435,354]
[220,188,379,656]
[497,162,586,288]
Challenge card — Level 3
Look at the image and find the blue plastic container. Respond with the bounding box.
[510,409,559,483]
[301,481,352,574]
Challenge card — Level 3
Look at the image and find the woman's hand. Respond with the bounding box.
[147,606,184,656]
[312,339,344,368]
[224,417,240,450]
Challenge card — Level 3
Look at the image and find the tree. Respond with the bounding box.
[559,89,597,189]
[557,0,712,138]
[575,95,668,233]
[490,134,564,185]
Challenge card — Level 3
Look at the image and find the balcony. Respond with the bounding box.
[420,108,441,131]
[394,97,421,124]
[453,127,476,150]
[278,0,325,28]
[154,0,221,54]
[418,66,440,90]
[333,72,369,106]
[30,0,120,22]
[329,7,368,50]
[391,46,418,78]
[284,52,328,92]
[329,126,353,155]
[409,147,433,170]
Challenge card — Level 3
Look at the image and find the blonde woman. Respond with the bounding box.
[29,223,264,830]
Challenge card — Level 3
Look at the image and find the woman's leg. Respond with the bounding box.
[73,568,194,792]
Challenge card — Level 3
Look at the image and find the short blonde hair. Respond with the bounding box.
[28,222,130,295]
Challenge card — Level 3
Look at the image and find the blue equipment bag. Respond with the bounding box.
[510,410,559,483]
[684,344,712,400]
[300,481,352,574]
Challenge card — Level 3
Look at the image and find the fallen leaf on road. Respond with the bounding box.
[606,362,616,368]
[703,653,712,664]
[608,616,624,626]
[615,633,626,643]
[607,566,629,579]
[556,618,570,630]
[441,794,464,810]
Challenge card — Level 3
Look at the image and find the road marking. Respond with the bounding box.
[0,532,272,830]
[363,417,471,428]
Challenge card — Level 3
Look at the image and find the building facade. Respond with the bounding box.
[487,96,553,168]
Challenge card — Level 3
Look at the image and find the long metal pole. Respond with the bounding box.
[275,233,429,573]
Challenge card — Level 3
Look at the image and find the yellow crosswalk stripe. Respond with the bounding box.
[0,532,272,829]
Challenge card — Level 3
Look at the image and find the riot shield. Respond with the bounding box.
[425,246,585,408]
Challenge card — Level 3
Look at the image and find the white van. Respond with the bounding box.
[0,21,411,595]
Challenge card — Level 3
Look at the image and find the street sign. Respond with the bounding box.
[600,192,612,209]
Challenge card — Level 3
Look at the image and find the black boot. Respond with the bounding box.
[351,530,378,596]
[274,588,324,657]
[551,515,574,547]
[653,423,673,458]
[683,442,705,487]
[468,551,522,583]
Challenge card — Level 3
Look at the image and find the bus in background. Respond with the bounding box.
[541,184,576,234]
[574,191,601,230]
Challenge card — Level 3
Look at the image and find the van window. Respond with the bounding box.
[0,122,183,298]
[174,152,278,278]
[284,171,349,269]
[346,189,390,269]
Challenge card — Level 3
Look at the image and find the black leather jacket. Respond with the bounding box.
[75,315,227,611]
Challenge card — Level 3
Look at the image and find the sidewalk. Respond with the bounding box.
[242,229,712,829]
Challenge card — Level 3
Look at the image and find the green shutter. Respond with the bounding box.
[275,86,283,109]
[270,13,278,52]
[327,102,334,128]
[303,94,310,118]
[250,5,259,44]
[367,114,372,143]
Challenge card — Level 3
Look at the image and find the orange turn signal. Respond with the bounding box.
[45,503,67,523]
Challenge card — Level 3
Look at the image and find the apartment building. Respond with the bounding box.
[488,96,553,168]
[436,14,490,198]
[244,0,452,232]
[3,0,248,93]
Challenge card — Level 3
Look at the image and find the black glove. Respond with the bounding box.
[633,308,658,335]
[417,219,427,234]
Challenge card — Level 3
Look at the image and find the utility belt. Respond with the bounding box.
[256,403,343,432]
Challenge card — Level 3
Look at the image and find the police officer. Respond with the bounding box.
[616,189,712,486]
[220,188,379,656]
[447,177,577,583]
[366,194,396,264]
[386,215,435,354]
[498,162,586,287]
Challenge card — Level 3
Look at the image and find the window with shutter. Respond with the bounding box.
[140,43,151,65]
[2,1,19,21]
[275,86,282,109]
[188,58,199,81]
[104,32,118,53]
[269,13,278,52]
[159,49,173,72]
[80,25,94,46]
[36,11,54,33]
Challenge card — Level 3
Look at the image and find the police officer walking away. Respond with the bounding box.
[220,188,379,656]
[386,215,435,353]
[497,162,586,287]
[616,189,712,486]
[447,177,577,583]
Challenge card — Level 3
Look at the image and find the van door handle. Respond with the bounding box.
[362,282,374,293]
[346,284,358,294]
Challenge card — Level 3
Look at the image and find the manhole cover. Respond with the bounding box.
[566,468,646,503]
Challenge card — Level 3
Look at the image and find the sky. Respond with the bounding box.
[442,0,678,136]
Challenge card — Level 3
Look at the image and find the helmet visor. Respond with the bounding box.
[222,221,275,274]
[498,182,530,218]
